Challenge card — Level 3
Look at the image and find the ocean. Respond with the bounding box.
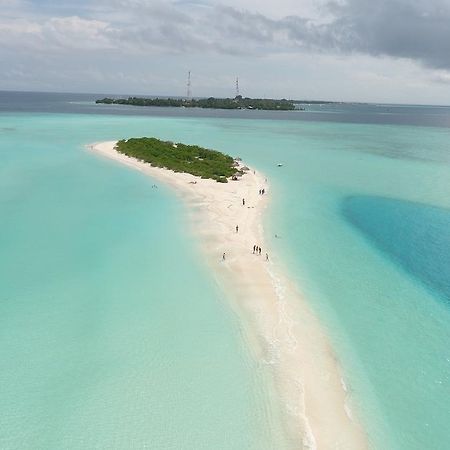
[1,91,449,449]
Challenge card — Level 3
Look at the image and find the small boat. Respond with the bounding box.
[277,163,283,167]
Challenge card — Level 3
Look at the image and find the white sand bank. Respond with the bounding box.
[89,141,368,450]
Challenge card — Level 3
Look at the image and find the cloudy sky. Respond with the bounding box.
[2,0,450,104]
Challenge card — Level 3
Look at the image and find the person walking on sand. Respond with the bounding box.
[253,245,256,254]
[222,252,226,261]
[236,225,239,233]
[242,198,245,206]
[266,253,269,261]
[259,247,262,256]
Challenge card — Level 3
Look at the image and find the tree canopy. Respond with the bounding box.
[115,137,242,183]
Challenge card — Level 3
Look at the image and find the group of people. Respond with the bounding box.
[222,179,269,263]
[253,244,261,255]
[253,245,269,261]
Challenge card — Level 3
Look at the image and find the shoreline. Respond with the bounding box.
[89,141,368,449]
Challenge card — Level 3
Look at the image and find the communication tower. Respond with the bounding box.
[235,77,240,97]
[186,71,192,100]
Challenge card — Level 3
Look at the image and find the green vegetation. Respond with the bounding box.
[115,137,243,183]
[96,95,296,110]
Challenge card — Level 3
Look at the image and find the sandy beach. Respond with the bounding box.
[90,141,368,449]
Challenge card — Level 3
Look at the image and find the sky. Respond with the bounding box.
[2,0,450,104]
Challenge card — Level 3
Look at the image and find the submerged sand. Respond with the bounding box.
[90,141,368,449]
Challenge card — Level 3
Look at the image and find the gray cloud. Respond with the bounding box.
[214,0,450,70]
[102,0,450,69]
[2,0,450,69]
[313,0,450,70]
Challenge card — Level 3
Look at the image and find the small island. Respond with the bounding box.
[90,137,367,449]
[97,95,296,111]
[115,137,243,183]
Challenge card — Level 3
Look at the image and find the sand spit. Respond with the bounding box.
[89,141,368,449]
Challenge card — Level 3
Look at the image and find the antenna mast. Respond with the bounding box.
[235,77,240,97]
[186,71,192,100]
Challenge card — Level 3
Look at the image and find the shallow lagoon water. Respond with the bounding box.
[0,114,287,449]
[1,97,450,449]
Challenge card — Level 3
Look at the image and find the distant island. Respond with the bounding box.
[96,95,296,111]
[115,137,243,183]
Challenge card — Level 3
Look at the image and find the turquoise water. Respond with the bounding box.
[343,196,450,302]
[0,114,286,449]
[253,122,450,449]
[1,106,450,449]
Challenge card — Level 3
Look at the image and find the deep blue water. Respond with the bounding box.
[343,196,450,304]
